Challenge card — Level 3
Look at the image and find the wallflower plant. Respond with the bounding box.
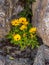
[6,17,39,50]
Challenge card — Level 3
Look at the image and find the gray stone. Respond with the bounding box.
[0,0,23,40]
[33,45,49,65]
[0,54,32,65]
[33,45,45,65]
[0,55,5,65]
[0,0,11,40]
[32,0,49,46]
[5,57,31,65]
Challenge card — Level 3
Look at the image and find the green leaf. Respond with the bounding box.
[9,56,14,60]
[10,40,14,43]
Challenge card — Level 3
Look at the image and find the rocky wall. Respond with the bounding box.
[0,0,23,40]
[32,0,49,46]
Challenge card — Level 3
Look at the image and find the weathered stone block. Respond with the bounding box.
[0,0,23,40]
[33,45,49,65]
[0,0,11,40]
[33,45,45,65]
[0,55,31,65]
[32,0,49,46]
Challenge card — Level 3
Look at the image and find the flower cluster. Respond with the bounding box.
[7,17,38,50]
[11,17,28,26]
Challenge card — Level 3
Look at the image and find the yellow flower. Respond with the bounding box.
[11,19,20,26]
[20,25,27,30]
[19,17,27,24]
[29,27,37,33]
[24,21,28,25]
[13,34,21,41]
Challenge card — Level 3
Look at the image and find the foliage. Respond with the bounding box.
[18,0,36,22]
[6,17,39,50]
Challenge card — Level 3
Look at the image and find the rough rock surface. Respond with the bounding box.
[33,45,49,65]
[0,0,23,40]
[0,0,10,40]
[0,55,5,65]
[0,55,32,65]
[0,45,49,65]
[33,45,45,65]
[32,0,49,46]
